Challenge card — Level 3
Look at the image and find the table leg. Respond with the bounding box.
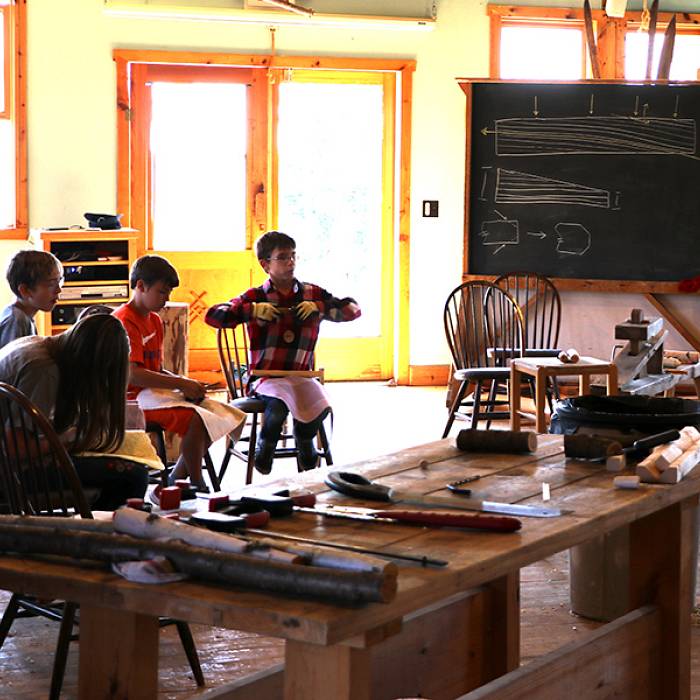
[606,365,619,395]
[579,372,591,395]
[535,370,547,433]
[78,605,159,700]
[482,571,520,680]
[510,366,522,431]
[628,496,698,700]
[285,639,371,700]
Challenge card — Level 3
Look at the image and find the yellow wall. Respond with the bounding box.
[16,0,700,369]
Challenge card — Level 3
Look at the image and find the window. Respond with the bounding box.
[625,30,700,80]
[0,1,26,238]
[149,80,248,251]
[490,5,700,82]
[499,25,586,80]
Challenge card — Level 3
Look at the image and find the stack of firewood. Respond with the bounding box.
[636,426,700,484]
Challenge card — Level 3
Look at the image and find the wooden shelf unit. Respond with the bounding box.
[40,229,138,335]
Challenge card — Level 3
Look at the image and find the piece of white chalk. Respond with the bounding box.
[614,475,641,490]
[542,482,550,501]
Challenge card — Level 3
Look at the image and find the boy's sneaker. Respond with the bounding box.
[254,439,275,475]
[296,439,319,471]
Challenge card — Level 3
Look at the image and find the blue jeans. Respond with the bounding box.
[255,395,328,446]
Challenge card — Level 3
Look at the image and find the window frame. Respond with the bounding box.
[114,49,416,383]
[0,0,27,240]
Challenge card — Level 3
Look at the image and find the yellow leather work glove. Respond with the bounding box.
[251,302,281,322]
[295,301,319,320]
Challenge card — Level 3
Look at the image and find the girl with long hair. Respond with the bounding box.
[0,313,148,509]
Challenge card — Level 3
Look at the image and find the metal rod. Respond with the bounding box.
[245,528,448,568]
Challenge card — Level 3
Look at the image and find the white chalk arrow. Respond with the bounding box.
[527,231,546,239]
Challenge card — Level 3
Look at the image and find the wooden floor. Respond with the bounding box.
[1,382,699,699]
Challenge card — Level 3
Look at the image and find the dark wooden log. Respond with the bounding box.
[0,524,396,604]
[564,434,623,460]
[456,429,537,454]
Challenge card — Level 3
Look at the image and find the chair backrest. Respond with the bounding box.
[217,327,250,401]
[0,382,92,518]
[217,326,325,400]
[444,281,525,371]
[494,272,561,351]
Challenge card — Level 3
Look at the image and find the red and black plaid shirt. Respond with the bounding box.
[205,278,361,378]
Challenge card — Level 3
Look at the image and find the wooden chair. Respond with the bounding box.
[0,382,204,698]
[494,271,561,357]
[216,327,333,484]
[442,281,525,437]
[494,271,562,408]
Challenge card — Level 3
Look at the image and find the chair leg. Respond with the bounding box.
[442,380,469,439]
[218,437,233,482]
[49,602,78,700]
[175,621,205,687]
[484,379,499,431]
[246,414,258,485]
[0,593,21,648]
[318,420,333,467]
[470,380,483,430]
[203,451,221,492]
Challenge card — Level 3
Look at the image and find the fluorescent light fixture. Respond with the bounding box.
[259,0,313,17]
[104,2,435,31]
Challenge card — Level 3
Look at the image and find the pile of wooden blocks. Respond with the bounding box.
[636,426,700,484]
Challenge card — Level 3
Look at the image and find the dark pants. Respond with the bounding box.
[255,395,328,446]
[72,457,149,511]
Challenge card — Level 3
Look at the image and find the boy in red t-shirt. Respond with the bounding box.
[113,255,210,489]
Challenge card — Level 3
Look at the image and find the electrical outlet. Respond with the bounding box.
[422,200,439,217]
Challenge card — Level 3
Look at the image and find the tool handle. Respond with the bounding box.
[274,489,317,507]
[241,493,294,517]
[373,510,521,533]
[632,430,681,451]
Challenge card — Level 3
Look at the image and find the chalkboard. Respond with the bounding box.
[461,81,700,291]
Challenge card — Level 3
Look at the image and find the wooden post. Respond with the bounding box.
[628,496,698,700]
[79,605,159,700]
[285,639,372,700]
[482,571,520,681]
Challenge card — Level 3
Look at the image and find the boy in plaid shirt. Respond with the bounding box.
[205,231,360,474]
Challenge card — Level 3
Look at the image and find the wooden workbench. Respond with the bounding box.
[0,435,697,699]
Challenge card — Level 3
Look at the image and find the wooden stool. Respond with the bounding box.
[510,356,618,433]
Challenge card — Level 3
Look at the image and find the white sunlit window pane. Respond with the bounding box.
[150,82,247,251]
[626,32,700,80]
[277,82,383,338]
[0,11,5,114]
[0,120,14,228]
[501,27,584,80]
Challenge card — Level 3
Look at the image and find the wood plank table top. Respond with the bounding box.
[0,434,698,699]
[0,435,696,643]
[512,356,614,374]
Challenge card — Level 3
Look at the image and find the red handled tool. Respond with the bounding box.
[297,504,521,533]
